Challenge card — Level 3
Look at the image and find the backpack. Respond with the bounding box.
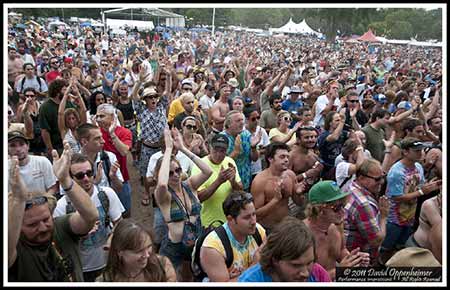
[66,187,111,229]
[20,76,43,93]
[191,221,263,282]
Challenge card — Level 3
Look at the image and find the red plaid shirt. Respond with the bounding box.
[344,181,382,263]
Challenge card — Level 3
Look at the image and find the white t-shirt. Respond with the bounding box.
[146,150,195,178]
[93,151,124,188]
[199,94,215,110]
[313,94,341,128]
[8,155,57,194]
[250,126,270,175]
[335,150,372,167]
[16,76,48,93]
[53,185,125,272]
[335,161,355,194]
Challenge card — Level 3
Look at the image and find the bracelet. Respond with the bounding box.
[62,179,74,192]
[418,188,425,196]
[384,150,392,154]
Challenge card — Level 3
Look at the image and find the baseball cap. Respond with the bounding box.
[400,138,427,150]
[386,247,441,267]
[210,134,229,149]
[8,131,28,143]
[396,101,412,112]
[308,180,349,204]
[213,58,221,64]
[64,57,73,63]
[227,78,239,88]
[289,86,305,94]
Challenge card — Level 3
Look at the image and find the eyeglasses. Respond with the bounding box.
[250,116,261,122]
[72,170,94,180]
[348,99,359,103]
[25,196,48,210]
[231,192,254,203]
[362,174,385,182]
[324,202,346,213]
[144,94,159,99]
[169,167,182,176]
[185,124,197,130]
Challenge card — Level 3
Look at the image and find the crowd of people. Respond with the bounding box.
[7,15,443,283]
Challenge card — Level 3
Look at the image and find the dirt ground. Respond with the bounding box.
[126,153,155,233]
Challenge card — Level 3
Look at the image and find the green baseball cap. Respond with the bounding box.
[308,180,350,204]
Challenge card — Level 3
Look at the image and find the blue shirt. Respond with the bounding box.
[281,99,303,128]
[238,263,320,282]
[223,130,252,191]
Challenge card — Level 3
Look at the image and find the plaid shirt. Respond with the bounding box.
[132,95,168,144]
[344,181,382,262]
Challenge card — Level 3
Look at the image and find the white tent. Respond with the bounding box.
[295,20,323,37]
[270,18,299,34]
[106,18,154,31]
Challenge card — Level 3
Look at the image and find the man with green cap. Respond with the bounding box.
[303,180,370,281]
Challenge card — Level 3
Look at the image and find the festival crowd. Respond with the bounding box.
[7,16,443,283]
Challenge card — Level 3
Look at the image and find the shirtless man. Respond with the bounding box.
[288,126,323,218]
[304,181,370,281]
[251,142,297,234]
[210,84,231,133]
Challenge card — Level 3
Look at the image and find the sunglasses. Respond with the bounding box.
[185,124,197,130]
[51,61,59,65]
[182,87,193,91]
[169,167,182,176]
[324,202,346,213]
[348,99,359,103]
[25,196,48,210]
[72,170,94,180]
[24,94,35,97]
[250,116,261,122]
[362,174,385,182]
[283,117,292,122]
[144,94,159,99]
[101,63,108,66]
[8,110,14,116]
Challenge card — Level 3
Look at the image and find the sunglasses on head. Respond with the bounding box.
[25,196,48,210]
[72,170,94,180]
[185,124,197,130]
[169,167,182,176]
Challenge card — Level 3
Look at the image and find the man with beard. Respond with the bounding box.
[45,56,62,85]
[173,92,207,138]
[344,159,390,266]
[39,79,76,158]
[260,94,282,133]
[238,216,331,282]
[251,142,297,234]
[304,181,370,280]
[53,153,125,281]
[210,84,232,134]
[8,143,99,282]
[288,126,323,219]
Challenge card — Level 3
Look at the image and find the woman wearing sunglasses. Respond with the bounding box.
[269,110,301,147]
[181,116,208,157]
[154,127,212,282]
[304,181,370,281]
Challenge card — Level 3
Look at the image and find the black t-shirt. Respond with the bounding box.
[318,129,349,168]
[9,215,84,282]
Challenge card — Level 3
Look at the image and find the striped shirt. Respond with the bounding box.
[344,181,382,262]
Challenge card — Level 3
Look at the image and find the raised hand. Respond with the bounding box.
[340,247,364,267]
[9,156,29,202]
[94,161,104,185]
[163,127,173,150]
[109,114,118,136]
[251,130,262,147]
[379,195,389,218]
[382,131,396,150]
[233,134,242,155]
[52,142,73,184]
[171,127,185,150]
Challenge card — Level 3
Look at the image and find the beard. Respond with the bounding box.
[273,106,282,111]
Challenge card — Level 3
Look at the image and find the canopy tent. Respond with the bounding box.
[80,22,92,28]
[48,20,69,31]
[295,20,323,37]
[270,18,299,34]
[106,18,154,31]
[357,29,380,42]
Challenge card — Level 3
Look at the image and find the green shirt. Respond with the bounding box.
[362,124,385,163]
[191,156,241,227]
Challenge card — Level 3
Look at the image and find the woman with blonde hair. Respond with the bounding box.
[268,110,301,147]
[98,218,176,282]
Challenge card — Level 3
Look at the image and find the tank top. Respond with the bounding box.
[64,129,81,153]
[116,100,135,121]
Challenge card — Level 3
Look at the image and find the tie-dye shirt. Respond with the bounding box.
[223,130,253,191]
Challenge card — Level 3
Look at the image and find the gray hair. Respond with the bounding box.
[224,110,243,129]
[97,103,116,115]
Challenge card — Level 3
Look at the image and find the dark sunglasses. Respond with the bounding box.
[182,87,193,91]
[324,202,346,213]
[25,196,48,210]
[72,170,94,180]
[51,61,59,65]
[283,117,292,122]
[144,94,159,99]
[348,99,359,103]
[250,116,261,122]
[169,167,182,176]
[25,94,35,97]
[185,124,197,130]
[362,174,385,182]
[8,110,14,115]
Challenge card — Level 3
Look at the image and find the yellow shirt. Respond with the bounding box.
[167,98,199,124]
[268,127,296,144]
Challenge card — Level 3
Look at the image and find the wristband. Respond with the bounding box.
[62,179,74,192]
[418,188,425,196]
